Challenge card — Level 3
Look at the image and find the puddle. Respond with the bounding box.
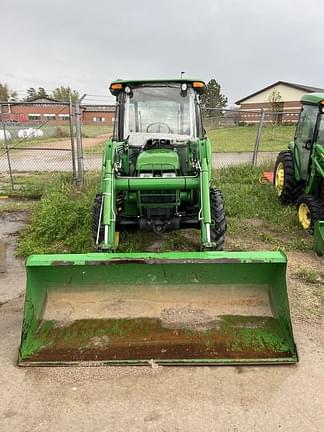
[0,213,26,303]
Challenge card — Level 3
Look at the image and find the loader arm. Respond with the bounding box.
[198,139,215,249]
[100,142,123,251]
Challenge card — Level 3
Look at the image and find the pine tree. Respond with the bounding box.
[201,79,228,117]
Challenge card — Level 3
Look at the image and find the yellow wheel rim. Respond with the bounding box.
[275,162,285,196]
[298,203,311,230]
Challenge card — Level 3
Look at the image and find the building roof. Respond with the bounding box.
[27,96,61,103]
[301,93,324,104]
[82,104,115,112]
[235,81,324,104]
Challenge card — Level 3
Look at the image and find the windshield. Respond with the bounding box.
[124,86,197,142]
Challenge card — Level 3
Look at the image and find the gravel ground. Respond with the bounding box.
[0,213,323,432]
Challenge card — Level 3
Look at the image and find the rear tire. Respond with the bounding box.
[210,188,227,251]
[273,151,302,205]
[297,194,324,232]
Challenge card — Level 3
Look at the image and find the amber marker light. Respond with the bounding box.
[192,81,205,89]
[111,83,123,90]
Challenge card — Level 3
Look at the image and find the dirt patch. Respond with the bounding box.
[286,251,324,323]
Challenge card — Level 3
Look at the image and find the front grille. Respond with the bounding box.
[140,191,177,204]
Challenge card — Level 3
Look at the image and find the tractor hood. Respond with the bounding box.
[136,149,180,172]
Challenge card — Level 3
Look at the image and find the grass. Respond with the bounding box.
[0,172,68,198]
[80,124,112,138]
[207,124,295,153]
[214,163,313,252]
[17,163,313,256]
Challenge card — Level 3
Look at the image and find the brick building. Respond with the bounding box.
[235,81,324,123]
[0,97,115,125]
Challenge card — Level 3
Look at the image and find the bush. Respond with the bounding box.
[19,176,98,256]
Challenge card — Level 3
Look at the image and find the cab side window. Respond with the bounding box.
[295,105,318,149]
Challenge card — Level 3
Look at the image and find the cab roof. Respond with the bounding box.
[110,78,205,86]
[301,92,324,105]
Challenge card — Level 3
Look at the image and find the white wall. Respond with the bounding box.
[242,84,306,103]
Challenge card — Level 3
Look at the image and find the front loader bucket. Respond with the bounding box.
[314,220,324,256]
[18,251,298,366]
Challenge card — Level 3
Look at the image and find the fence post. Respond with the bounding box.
[1,120,14,190]
[75,94,86,185]
[252,109,265,167]
[68,96,77,180]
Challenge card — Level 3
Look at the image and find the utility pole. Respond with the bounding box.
[68,95,77,180]
[252,109,265,167]
[180,71,185,79]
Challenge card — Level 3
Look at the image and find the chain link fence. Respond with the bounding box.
[0,101,300,193]
[202,108,299,168]
[0,101,77,193]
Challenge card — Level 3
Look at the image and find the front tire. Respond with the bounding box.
[210,188,227,251]
[297,194,324,232]
[274,151,302,205]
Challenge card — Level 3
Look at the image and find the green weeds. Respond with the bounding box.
[18,175,99,256]
[17,164,313,256]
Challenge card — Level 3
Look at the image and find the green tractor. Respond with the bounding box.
[274,93,324,255]
[17,79,298,367]
[93,79,226,251]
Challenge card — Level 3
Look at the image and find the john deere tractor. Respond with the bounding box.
[17,79,298,367]
[274,92,324,255]
[93,79,226,251]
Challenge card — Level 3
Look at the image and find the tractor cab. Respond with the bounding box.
[110,79,205,176]
[290,93,324,181]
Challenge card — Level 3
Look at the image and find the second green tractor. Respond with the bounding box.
[274,92,324,256]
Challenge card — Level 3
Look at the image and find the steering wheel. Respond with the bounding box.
[146,122,173,134]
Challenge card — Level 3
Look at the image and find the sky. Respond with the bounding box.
[1,0,324,105]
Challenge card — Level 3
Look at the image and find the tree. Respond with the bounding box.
[268,90,284,139]
[26,87,37,101]
[268,90,283,123]
[25,87,49,101]
[201,79,228,118]
[37,87,49,98]
[52,86,79,103]
[0,83,17,101]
